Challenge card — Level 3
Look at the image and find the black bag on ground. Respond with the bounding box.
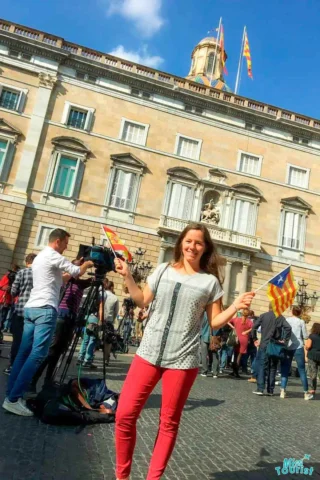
[27,379,118,426]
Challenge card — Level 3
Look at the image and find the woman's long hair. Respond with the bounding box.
[311,322,320,336]
[173,223,224,286]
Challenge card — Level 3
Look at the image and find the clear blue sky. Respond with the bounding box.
[1,0,320,118]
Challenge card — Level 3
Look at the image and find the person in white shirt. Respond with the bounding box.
[3,228,93,416]
[280,305,312,400]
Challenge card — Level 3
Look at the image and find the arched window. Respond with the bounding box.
[206,52,215,75]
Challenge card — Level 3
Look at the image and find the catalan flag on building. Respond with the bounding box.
[243,29,253,79]
[220,24,228,75]
[267,266,297,317]
[102,226,133,262]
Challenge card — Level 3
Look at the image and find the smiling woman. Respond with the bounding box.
[113,222,254,480]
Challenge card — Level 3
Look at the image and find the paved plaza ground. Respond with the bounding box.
[0,335,319,480]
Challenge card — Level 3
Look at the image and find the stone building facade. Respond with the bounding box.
[0,19,319,317]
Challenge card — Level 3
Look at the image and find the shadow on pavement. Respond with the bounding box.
[144,394,224,410]
[210,448,319,480]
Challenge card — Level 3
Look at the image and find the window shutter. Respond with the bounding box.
[72,160,85,198]
[0,141,15,183]
[85,109,95,131]
[282,211,294,247]
[61,102,70,124]
[233,199,253,234]
[168,183,193,219]
[239,153,259,175]
[17,89,28,113]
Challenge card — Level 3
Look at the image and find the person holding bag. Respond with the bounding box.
[252,303,291,396]
[114,223,254,480]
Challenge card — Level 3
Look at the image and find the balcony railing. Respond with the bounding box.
[159,215,261,251]
[0,18,319,130]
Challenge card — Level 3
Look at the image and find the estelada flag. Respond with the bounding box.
[267,266,297,317]
[102,226,133,262]
[243,30,253,79]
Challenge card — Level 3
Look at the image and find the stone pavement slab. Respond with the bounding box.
[0,337,319,480]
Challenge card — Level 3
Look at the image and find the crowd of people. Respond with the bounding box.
[199,303,320,401]
[0,222,319,480]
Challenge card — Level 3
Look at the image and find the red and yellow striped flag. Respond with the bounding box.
[102,226,133,262]
[267,267,297,317]
[243,30,253,79]
[219,24,228,75]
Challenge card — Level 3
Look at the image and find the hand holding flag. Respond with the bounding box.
[255,266,297,317]
[102,226,133,262]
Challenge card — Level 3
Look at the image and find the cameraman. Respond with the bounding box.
[0,264,20,336]
[31,258,93,389]
[3,228,93,417]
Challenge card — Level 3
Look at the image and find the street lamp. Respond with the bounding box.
[296,279,319,313]
[128,247,153,283]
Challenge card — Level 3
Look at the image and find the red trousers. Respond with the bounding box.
[115,354,198,479]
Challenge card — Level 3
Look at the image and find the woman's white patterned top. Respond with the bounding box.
[136,263,224,369]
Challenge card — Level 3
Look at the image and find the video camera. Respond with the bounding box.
[77,243,115,278]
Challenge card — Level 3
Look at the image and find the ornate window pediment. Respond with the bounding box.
[111,153,147,173]
[232,183,263,198]
[0,118,22,142]
[51,136,91,158]
[208,168,227,184]
[167,167,199,183]
[280,196,311,212]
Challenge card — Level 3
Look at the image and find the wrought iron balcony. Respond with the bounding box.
[159,215,261,251]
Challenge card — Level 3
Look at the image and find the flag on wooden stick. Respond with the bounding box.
[267,266,297,317]
[102,226,133,262]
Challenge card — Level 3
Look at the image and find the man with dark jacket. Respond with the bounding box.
[252,304,291,396]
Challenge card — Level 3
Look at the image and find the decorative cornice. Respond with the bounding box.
[38,72,57,88]
[1,27,320,142]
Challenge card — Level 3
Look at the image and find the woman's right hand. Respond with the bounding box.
[233,291,255,310]
[114,257,130,278]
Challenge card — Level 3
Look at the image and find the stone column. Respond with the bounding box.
[158,245,167,264]
[223,261,232,305]
[241,264,249,294]
[12,72,57,196]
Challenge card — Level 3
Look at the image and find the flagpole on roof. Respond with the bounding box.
[209,17,222,86]
[254,265,292,293]
[234,26,246,95]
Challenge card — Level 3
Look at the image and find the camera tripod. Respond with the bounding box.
[57,274,107,385]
